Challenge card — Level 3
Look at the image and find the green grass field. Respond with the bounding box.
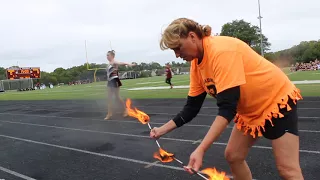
[287,71,320,81]
[1,70,320,100]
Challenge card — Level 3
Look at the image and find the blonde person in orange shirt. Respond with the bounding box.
[150,18,304,180]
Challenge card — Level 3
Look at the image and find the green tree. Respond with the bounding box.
[38,71,58,85]
[262,40,320,65]
[220,19,271,55]
[264,52,277,62]
[0,67,6,80]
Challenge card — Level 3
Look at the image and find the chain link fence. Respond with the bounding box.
[0,79,34,91]
[0,80,4,92]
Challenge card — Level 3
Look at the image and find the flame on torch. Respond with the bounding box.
[125,98,230,180]
[126,99,150,124]
[201,168,230,180]
[153,148,175,163]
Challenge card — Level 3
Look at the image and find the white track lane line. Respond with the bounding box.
[0,112,319,133]
[0,134,242,180]
[1,120,319,154]
[12,103,320,110]
[0,166,36,180]
[6,106,320,117]
[137,105,320,110]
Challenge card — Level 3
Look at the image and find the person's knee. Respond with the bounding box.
[224,147,246,164]
[276,163,303,180]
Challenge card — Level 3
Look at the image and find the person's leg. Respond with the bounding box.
[272,133,303,180]
[169,78,173,88]
[114,82,127,117]
[263,99,304,179]
[105,87,114,120]
[165,78,173,88]
[225,125,259,180]
[165,78,170,85]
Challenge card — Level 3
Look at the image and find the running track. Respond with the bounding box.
[0,97,319,180]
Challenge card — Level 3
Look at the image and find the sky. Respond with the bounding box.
[0,0,319,72]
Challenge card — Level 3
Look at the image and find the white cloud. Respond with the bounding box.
[0,0,319,72]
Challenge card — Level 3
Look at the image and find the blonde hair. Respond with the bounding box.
[160,18,212,50]
[107,50,115,57]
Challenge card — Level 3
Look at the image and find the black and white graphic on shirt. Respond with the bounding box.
[204,78,217,98]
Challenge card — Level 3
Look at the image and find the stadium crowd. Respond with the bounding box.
[290,59,320,72]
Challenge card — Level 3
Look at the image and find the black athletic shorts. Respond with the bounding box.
[165,78,172,85]
[261,97,299,140]
[107,78,122,88]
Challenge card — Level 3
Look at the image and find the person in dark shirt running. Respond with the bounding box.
[165,63,173,89]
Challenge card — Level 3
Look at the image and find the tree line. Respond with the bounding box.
[1,19,319,85]
[264,40,320,66]
[0,61,190,85]
[220,19,320,66]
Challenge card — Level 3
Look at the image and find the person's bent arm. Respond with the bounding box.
[172,91,207,127]
[150,91,207,138]
[196,86,240,153]
[114,61,135,66]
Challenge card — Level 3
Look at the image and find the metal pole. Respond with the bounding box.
[258,0,264,57]
[172,157,209,180]
[147,122,208,180]
[147,123,161,148]
[85,40,90,70]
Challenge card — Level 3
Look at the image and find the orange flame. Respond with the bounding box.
[201,168,230,180]
[153,148,175,163]
[126,99,150,124]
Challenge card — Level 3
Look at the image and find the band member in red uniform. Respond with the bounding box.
[165,63,173,89]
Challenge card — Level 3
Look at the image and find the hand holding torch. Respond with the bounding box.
[125,99,229,180]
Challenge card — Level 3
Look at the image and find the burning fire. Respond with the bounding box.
[153,148,175,163]
[126,98,229,180]
[126,99,150,124]
[201,168,230,180]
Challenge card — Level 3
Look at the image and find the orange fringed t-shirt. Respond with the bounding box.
[188,36,302,138]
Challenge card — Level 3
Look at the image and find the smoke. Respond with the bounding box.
[273,58,293,68]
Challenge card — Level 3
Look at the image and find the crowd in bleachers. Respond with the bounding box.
[290,59,320,72]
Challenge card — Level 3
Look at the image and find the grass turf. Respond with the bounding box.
[287,70,320,81]
[1,70,320,100]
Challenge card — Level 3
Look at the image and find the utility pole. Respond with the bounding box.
[257,0,264,57]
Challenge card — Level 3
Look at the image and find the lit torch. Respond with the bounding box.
[153,147,175,163]
[201,168,230,180]
[125,99,229,180]
[153,147,210,180]
[125,99,161,148]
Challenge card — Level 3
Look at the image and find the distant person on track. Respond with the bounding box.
[105,50,135,120]
[165,63,173,89]
[150,18,304,180]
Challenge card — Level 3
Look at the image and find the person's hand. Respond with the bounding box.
[184,148,205,174]
[150,120,177,140]
[150,127,165,139]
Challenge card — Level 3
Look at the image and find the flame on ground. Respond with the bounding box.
[153,148,175,163]
[201,168,230,180]
[126,99,150,124]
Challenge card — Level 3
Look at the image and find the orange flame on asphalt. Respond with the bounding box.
[201,168,230,180]
[126,99,150,124]
[126,99,229,180]
[153,148,175,163]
